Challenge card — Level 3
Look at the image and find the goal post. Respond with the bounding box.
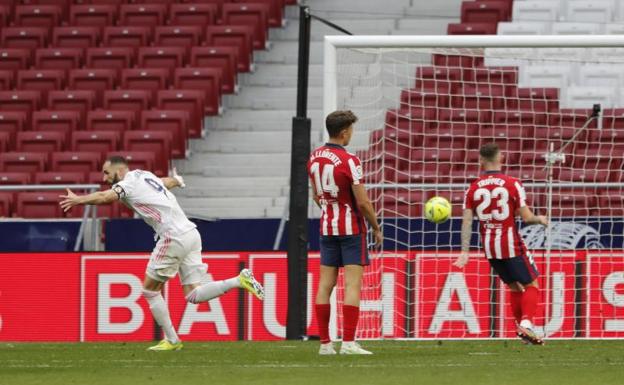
[322,35,624,340]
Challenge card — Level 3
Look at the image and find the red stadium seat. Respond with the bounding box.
[106,151,155,173]
[461,1,508,23]
[157,89,205,138]
[598,191,624,217]
[558,168,610,183]
[68,68,118,106]
[51,151,101,173]
[0,70,14,90]
[0,131,10,152]
[52,26,100,49]
[0,111,28,145]
[550,190,592,217]
[452,84,504,110]
[123,131,172,176]
[234,0,283,28]
[26,0,71,19]
[173,67,221,115]
[119,4,167,27]
[32,110,81,138]
[222,3,269,50]
[16,69,65,98]
[69,4,117,27]
[512,88,559,112]
[0,172,31,185]
[169,3,217,26]
[381,190,427,218]
[72,130,120,154]
[205,25,253,72]
[432,54,484,68]
[190,46,238,94]
[47,90,96,121]
[433,190,467,217]
[137,46,186,72]
[15,5,61,28]
[493,110,546,125]
[35,48,83,72]
[120,68,170,98]
[34,171,85,185]
[16,131,65,152]
[438,107,490,123]
[85,47,135,72]
[103,26,151,48]
[0,48,31,73]
[16,192,63,218]
[0,191,13,217]
[0,152,47,173]
[0,5,9,28]
[447,22,498,35]
[86,110,136,132]
[154,25,203,48]
[505,166,549,182]
[401,88,449,109]
[1,27,48,50]
[140,110,189,158]
[102,89,151,113]
[0,90,42,114]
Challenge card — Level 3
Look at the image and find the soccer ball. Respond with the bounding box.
[425,196,451,224]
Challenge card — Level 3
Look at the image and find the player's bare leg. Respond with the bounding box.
[316,266,338,355]
[514,281,544,345]
[340,264,372,355]
[143,276,183,351]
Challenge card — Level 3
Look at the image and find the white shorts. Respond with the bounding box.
[145,228,206,285]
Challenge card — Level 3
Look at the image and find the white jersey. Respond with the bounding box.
[112,170,196,238]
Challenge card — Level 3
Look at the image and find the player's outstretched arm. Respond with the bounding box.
[454,209,473,268]
[59,188,118,212]
[161,167,185,190]
[519,206,548,226]
[352,184,382,248]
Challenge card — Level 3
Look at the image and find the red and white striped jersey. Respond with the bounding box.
[113,170,196,237]
[463,171,529,259]
[307,143,366,236]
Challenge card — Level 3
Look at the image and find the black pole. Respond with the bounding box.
[286,5,312,340]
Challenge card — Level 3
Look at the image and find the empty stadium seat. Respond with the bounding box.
[190,46,238,93]
[564,86,616,109]
[512,0,560,21]
[0,131,10,152]
[137,46,186,72]
[154,25,203,48]
[222,3,269,49]
[0,90,42,114]
[68,68,118,105]
[15,5,62,28]
[16,192,63,218]
[123,131,172,176]
[0,111,28,145]
[447,22,497,35]
[496,22,550,35]
[16,69,65,96]
[86,110,135,132]
[0,69,14,90]
[106,151,155,173]
[0,192,13,217]
[205,25,253,72]
[51,151,101,173]
[598,191,624,216]
[157,89,205,138]
[48,90,96,121]
[119,3,167,27]
[0,48,31,73]
[85,47,134,71]
[120,68,169,98]
[519,65,570,89]
[103,26,151,48]
[34,171,85,185]
[71,130,120,154]
[69,4,117,27]
[551,22,603,35]
[35,48,83,71]
[173,67,221,115]
[140,109,189,158]
[103,89,151,113]
[32,110,81,138]
[169,3,217,25]
[16,131,65,152]
[566,0,613,23]
[0,172,31,185]
[0,152,47,173]
[461,1,508,23]
[1,27,48,50]
[52,26,100,49]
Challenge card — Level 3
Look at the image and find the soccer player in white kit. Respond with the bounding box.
[59,156,265,351]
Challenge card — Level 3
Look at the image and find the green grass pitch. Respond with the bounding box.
[1,341,623,385]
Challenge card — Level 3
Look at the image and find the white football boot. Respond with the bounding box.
[318,342,337,355]
[339,341,373,355]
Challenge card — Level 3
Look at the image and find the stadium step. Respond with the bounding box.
[193,131,293,153]
[177,176,288,198]
[395,18,460,35]
[241,64,323,87]
[184,206,268,219]
[210,109,324,131]
[270,18,398,41]
[254,41,324,64]
[178,196,275,209]
[223,86,323,110]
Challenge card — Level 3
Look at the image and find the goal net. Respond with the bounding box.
[324,35,624,340]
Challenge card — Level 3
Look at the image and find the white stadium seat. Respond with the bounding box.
[512,0,560,22]
[519,64,571,89]
[565,0,614,23]
[538,48,587,62]
[565,86,617,109]
[605,23,624,34]
[579,64,623,88]
[551,22,603,35]
[589,48,624,64]
[484,48,535,67]
[497,22,551,35]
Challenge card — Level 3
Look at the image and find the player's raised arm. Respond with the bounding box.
[161,168,186,190]
[59,188,118,212]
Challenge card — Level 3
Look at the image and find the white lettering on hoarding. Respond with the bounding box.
[178,273,230,335]
[97,274,144,334]
[603,272,624,332]
[536,272,565,337]
[429,272,480,334]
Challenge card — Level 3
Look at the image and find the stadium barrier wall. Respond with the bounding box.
[1,251,624,341]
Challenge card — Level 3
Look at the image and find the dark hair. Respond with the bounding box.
[325,110,358,138]
[479,142,500,162]
[107,155,128,166]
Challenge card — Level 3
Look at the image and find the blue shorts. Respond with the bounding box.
[489,255,539,285]
[320,234,369,267]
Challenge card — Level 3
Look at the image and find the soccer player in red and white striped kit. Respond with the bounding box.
[308,110,383,355]
[455,143,548,345]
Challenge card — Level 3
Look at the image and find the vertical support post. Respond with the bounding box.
[286,5,312,340]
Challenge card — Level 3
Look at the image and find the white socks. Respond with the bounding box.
[185,277,241,304]
[520,319,533,329]
[142,289,179,344]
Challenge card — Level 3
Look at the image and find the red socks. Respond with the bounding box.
[342,305,360,342]
[509,291,523,323]
[315,304,331,344]
[521,286,539,323]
